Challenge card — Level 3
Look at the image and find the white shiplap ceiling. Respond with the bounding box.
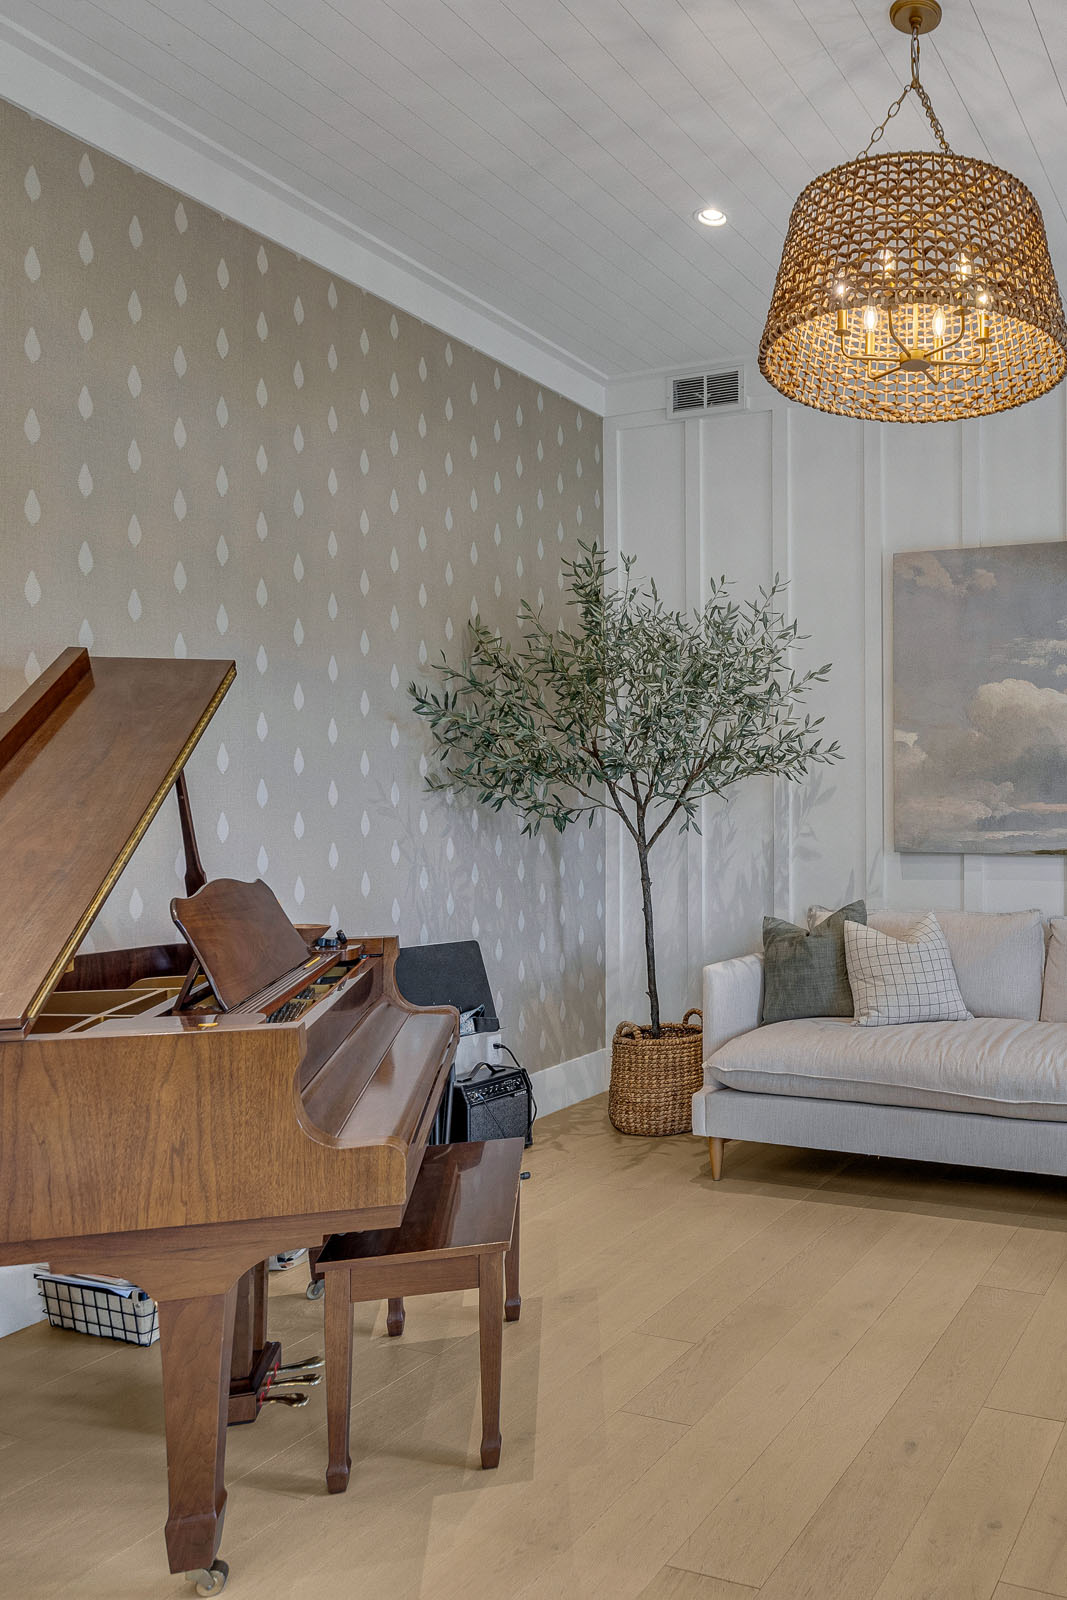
[2,1,1067,390]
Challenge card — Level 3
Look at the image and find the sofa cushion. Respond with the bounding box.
[845,913,970,1026]
[865,908,1044,1021]
[1042,919,1067,1022]
[707,1015,1067,1121]
[761,900,865,1024]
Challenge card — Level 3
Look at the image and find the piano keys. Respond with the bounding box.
[0,648,459,1593]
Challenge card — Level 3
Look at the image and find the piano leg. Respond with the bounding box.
[324,1274,353,1495]
[228,1263,282,1424]
[504,1191,521,1323]
[158,1284,238,1580]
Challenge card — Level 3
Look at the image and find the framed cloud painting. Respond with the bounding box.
[894,543,1067,853]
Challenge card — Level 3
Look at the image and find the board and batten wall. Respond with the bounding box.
[0,99,605,1334]
[604,363,1067,1030]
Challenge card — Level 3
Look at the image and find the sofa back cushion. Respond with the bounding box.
[1041,920,1067,1021]
[865,908,1044,1020]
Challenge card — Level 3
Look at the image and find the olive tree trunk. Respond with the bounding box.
[634,821,661,1037]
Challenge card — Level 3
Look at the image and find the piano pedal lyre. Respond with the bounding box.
[256,1360,323,1410]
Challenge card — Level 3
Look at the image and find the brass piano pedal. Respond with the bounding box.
[261,1392,310,1408]
[271,1373,322,1390]
[276,1355,324,1376]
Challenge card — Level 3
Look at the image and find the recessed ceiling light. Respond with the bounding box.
[695,206,727,227]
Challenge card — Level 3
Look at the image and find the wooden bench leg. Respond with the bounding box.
[504,1192,521,1323]
[324,1275,353,1495]
[478,1251,504,1469]
[708,1137,725,1181]
[386,1297,406,1337]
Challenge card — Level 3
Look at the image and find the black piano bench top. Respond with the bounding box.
[317,1138,524,1267]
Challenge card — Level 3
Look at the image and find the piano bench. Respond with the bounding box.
[315,1138,523,1493]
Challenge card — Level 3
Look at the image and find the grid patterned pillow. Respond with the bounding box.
[844,912,972,1027]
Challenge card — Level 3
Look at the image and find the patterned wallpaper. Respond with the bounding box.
[1,98,605,1072]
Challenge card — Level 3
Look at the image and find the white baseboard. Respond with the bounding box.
[530,1047,609,1119]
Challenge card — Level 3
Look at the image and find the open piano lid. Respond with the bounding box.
[0,648,235,1032]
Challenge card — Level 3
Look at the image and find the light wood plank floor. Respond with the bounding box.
[5,1095,1067,1598]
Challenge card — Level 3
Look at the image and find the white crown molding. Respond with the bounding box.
[0,23,607,416]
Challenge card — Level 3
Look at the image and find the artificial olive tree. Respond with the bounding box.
[410,542,839,1036]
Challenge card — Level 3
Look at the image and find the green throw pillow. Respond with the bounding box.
[761,901,867,1024]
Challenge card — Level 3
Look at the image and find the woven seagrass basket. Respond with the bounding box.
[608,1008,703,1136]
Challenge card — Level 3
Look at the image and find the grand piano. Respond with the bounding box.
[0,648,459,1593]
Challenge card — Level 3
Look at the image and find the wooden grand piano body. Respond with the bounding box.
[0,649,459,1587]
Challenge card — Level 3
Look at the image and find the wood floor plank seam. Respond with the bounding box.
[983,1402,1067,1424]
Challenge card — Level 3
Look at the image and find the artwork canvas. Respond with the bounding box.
[894,542,1067,853]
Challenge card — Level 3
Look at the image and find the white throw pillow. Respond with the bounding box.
[844,912,972,1027]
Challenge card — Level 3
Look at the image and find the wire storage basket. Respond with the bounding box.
[35,1271,159,1346]
[608,1009,704,1136]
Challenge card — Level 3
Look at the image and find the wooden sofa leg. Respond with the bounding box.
[708,1138,724,1181]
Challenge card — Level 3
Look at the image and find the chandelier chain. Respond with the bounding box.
[858,25,953,160]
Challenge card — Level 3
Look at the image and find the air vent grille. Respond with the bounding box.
[669,367,744,416]
[672,375,707,412]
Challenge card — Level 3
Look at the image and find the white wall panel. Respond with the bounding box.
[606,365,1067,1018]
[612,419,687,1026]
[617,420,686,604]
[697,409,774,969]
[980,388,1066,543]
[883,423,964,552]
[786,406,868,921]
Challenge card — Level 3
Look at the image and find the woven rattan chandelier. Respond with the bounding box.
[759,1,1067,423]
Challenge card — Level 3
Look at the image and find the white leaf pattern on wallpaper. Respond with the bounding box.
[5,101,604,1066]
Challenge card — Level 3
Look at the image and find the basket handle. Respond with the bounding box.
[615,1021,643,1040]
[683,1007,702,1027]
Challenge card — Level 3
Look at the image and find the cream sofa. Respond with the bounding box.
[692,908,1067,1181]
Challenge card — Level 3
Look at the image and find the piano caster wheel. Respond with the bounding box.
[306,1278,325,1301]
[186,1559,228,1596]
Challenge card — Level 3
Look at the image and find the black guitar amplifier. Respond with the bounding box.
[451,1066,534,1147]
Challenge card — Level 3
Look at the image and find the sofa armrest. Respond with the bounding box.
[702,954,764,1081]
